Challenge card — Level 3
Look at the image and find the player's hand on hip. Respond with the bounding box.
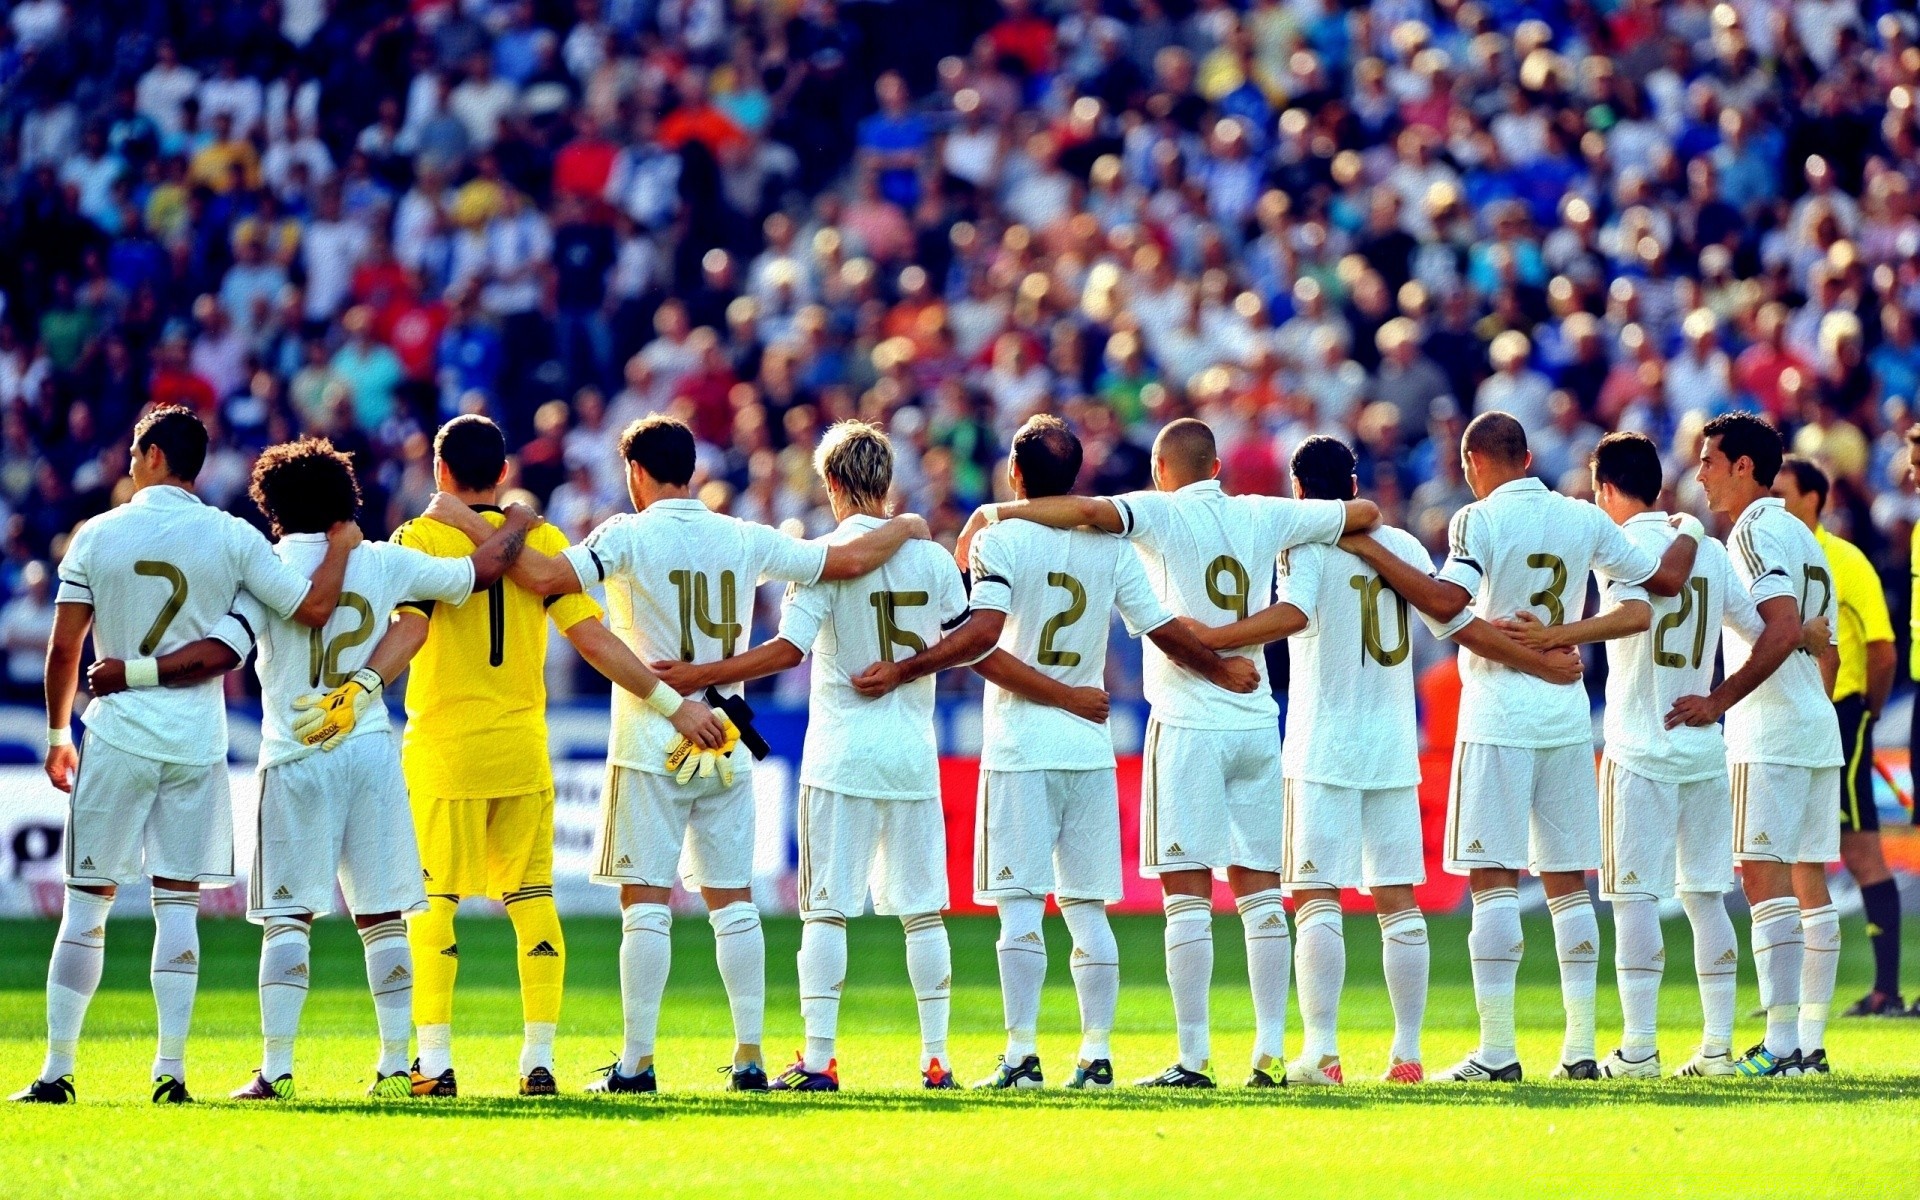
[1214,654,1261,693]
[649,659,706,696]
[1495,610,1558,651]
[45,744,77,793]
[1539,645,1584,685]
[668,698,727,751]
[1064,686,1110,724]
[1664,693,1722,729]
[851,660,905,697]
[88,658,129,697]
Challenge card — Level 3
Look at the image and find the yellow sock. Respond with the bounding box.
[504,887,565,1026]
[408,895,459,1027]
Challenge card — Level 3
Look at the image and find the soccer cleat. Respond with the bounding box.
[409,1059,457,1097]
[1599,1049,1661,1079]
[1551,1059,1600,1081]
[1284,1056,1343,1086]
[1137,1063,1216,1088]
[769,1056,838,1092]
[1674,1049,1738,1077]
[231,1072,294,1101]
[973,1054,1043,1089]
[1382,1059,1424,1084]
[1064,1059,1114,1089]
[151,1075,192,1104]
[923,1058,959,1089]
[367,1071,413,1098]
[519,1066,558,1096]
[1842,991,1907,1017]
[1798,1048,1830,1075]
[585,1062,655,1093]
[1242,1066,1284,1088]
[1732,1044,1800,1077]
[725,1062,769,1092]
[1437,1056,1523,1083]
[10,1075,74,1103]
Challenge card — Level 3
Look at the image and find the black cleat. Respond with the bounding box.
[10,1075,74,1103]
[725,1062,769,1092]
[1244,1067,1285,1089]
[519,1066,558,1096]
[1064,1059,1113,1089]
[1437,1056,1524,1083]
[151,1074,192,1103]
[1798,1048,1830,1075]
[1137,1063,1215,1088]
[230,1072,293,1100]
[1842,991,1907,1017]
[1552,1059,1600,1081]
[585,1061,656,1093]
[973,1054,1043,1089]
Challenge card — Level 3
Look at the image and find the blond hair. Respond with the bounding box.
[815,420,895,510]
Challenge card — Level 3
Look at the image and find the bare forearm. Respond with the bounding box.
[972,648,1080,708]
[994,495,1123,533]
[45,646,81,725]
[695,638,806,688]
[1147,618,1243,682]
[367,613,430,686]
[567,618,669,703]
[469,517,534,590]
[1453,618,1559,678]
[155,638,241,686]
[1201,602,1307,650]
[1536,601,1651,649]
[823,516,914,580]
[1709,619,1801,713]
[1643,534,1699,597]
[1354,542,1469,621]
[294,537,353,627]
[892,614,1001,684]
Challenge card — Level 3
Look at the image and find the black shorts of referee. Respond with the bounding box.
[1836,692,1877,833]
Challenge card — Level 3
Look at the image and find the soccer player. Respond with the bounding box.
[960,417,1379,1089]
[316,414,723,1097]
[463,415,928,1093]
[946,416,1256,1090]
[1668,413,1842,1076]
[1775,457,1901,1020]
[86,438,534,1099]
[657,420,987,1091]
[1342,412,1699,1082]
[1186,436,1586,1086]
[12,408,357,1105]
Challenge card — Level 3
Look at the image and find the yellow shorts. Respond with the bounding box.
[410,789,555,900]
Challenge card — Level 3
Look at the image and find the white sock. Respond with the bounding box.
[1467,887,1522,1067]
[995,896,1047,1061]
[1060,898,1118,1063]
[258,917,310,1080]
[1163,893,1213,1072]
[1548,889,1599,1064]
[1238,889,1291,1070]
[1611,898,1662,1058]
[358,918,412,1076]
[42,887,112,1082]
[1798,904,1841,1053]
[521,1022,556,1076]
[1749,896,1803,1057]
[149,889,201,1081]
[797,915,846,1071]
[416,1024,452,1077]
[903,913,952,1072]
[618,903,672,1075]
[1378,909,1428,1064]
[1681,891,1737,1056]
[709,902,765,1053]
[1293,897,1343,1063]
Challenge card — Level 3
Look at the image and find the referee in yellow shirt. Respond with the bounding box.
[1777,457,1906,1016]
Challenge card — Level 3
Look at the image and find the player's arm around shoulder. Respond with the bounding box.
[850,549,998,698]
[1343,523,1472,622]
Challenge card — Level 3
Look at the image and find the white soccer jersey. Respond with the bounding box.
[1280,526,1470,789]
[968,520,1172,773]
[562,498,828,775]
[1721,498,1844,768]
[1601,517,1761,783]
[214,537,475,770]
[1109,480,1347,730]
[1436,477,1661,748]
[55,485,316,765]
[778,514,969,800]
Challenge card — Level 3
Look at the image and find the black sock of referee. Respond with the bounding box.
[1861,878,1903,997]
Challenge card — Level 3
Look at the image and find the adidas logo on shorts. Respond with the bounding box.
[79,857,95,869]
[1299,860,1317,873]
[1620,871,1639,885]
[936,975,951,991]
[1465,840,1484,854]
[997,867,1014,881]
[1653,947,1666,962]
[1259,913,1284,929]
[1165,842,1184,856]
[815,887,829,901]
[1072,947,1090,960]
[1716,948,1738,965]
[1752,832,1771,846]
[1572,940,1595,955]
[82,925,105,939]
[421,868,431,881]
[615,855,633,868]
[527,940,560,958]
[274,885,293,899]
[830,980,843,993]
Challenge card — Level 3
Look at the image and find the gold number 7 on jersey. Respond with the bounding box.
[132,560,189,655]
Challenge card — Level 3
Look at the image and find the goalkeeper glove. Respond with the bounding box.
[292,667,383,750]
[664,713,740,786]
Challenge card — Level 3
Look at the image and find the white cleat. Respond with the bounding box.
[1599,1048,1662,1079]
[1283,1056,1344,1086]
[1673,1048,1738,1077]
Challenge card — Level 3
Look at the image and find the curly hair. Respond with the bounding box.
[249,437,362,537]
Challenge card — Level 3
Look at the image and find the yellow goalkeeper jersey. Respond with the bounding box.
[392,508,603,799]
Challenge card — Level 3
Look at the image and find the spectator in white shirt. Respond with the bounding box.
[301,186,370,321]
[137,39,200,135]
[450,53,520,149]
[1475,329,1554,430]
[0,561,55,702]
[1664,307,1735,419]
[198,56,265,140]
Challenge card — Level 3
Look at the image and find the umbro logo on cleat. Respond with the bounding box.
[615,855,633,868]
[171,950,197,965]
[1165,842,1184,856]
[1752,832,1771,846]
[382,965,410,984]
[1465,840,1484,853]
[1620,871,1639,885]
[274,885,293,899]
[441,944,459,958]
[527,941,560,958]
[79,857,95,869]
[997,867,1014,881]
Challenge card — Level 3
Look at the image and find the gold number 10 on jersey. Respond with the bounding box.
[1349,573,1410,666]
[669,569,742,660]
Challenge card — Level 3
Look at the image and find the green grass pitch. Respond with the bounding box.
[6,912,1920,1197]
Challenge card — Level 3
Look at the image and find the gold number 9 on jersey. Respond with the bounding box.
[1526,552,1567,626]
[1206,555,1250,620]
[132,560,189,655]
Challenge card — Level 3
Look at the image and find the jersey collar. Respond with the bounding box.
[1733,496,1784,532]
[130,484,201,508]
[837,512,888,532]
[1625,510,1670,526]
[645,498,708,514]
[1175,479,1224,497]
[279,532,329,543]
[1489,477,1547,498]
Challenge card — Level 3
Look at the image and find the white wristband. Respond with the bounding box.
[645,683,684,717]
[47,726,71,748]
[126,658,161,689]
[1671,513,1705,543]
[983,505,1002,525]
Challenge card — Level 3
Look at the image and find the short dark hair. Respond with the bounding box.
[1152,417,1218,479]
[1589,431,1663,506]
[434,414,507,492]
[132,405,208,481]
[1010,415,1082,498]
[1461,411,1528,465]
[1701,411,1783,485]
[1290,435,1357,501]
[250,437,361,537]
[619,415,696,487]
[1779,454,1829,511]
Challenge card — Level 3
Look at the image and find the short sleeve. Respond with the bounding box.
[966,527,1015,615]
[1111,541,1172,637]
[1276,543,1325,628]
[1590,508,1660,586]
[1719,553,1764,641]
[524,521,602,632]
[1255,495,1347,551]
[55,521,93,606]
[1390,533,1473,639]
[753,521,828,587]
[1435,504,1487,595]
[1733,522,1796,606]
[1110,490,1172,544]
[935,556,970,632]
[386,542,477,606]
[568,516,626,588]
[231,518,312,619]
[776,581,830,656]
[210,592,268,661]
[390,519,444,619]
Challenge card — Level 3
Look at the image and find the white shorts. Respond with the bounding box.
[973,768,1122,905]
[1598,757,1734,901]
[65,733,233,887]
[1732,761,1841,865]
[798,786,948,919]
[591,763,755,891]
[1141,719,1284,875]
[249,735,426,922]
[1282,778,1423,892]
[1445,741,1599,875]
